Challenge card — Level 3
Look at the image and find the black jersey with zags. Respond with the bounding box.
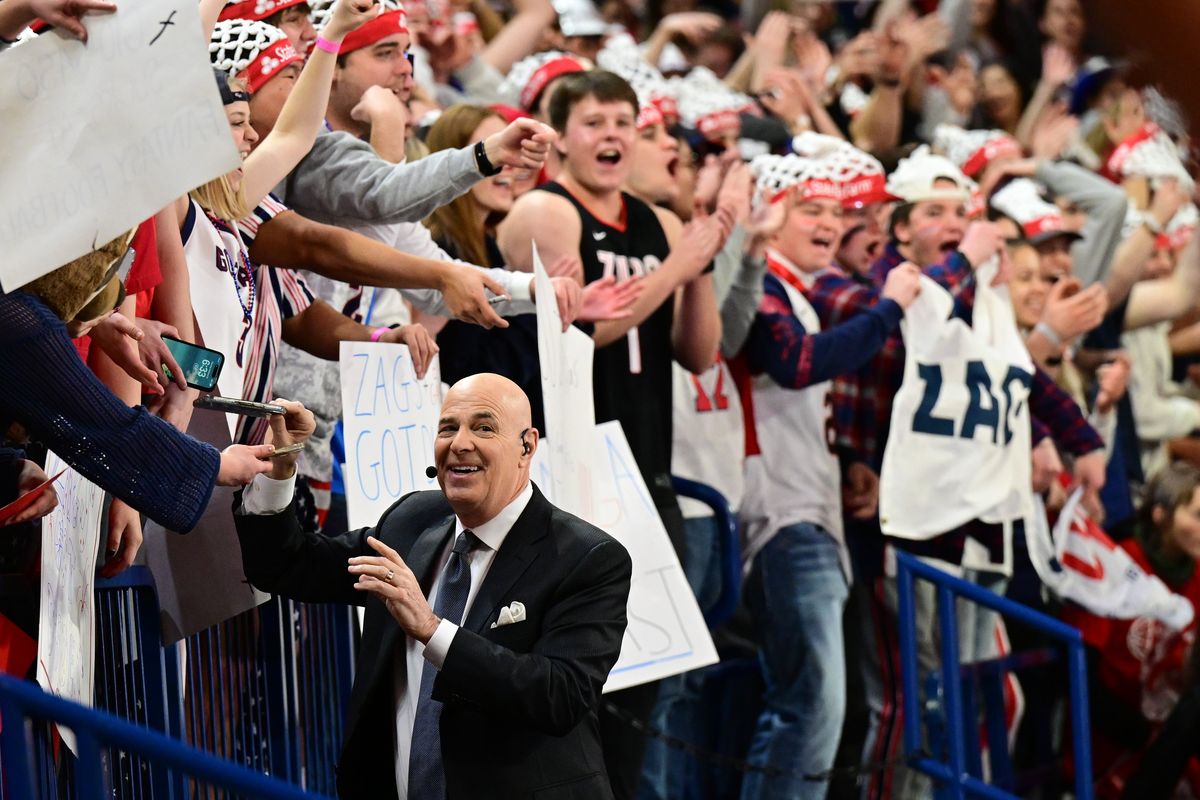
[538,182,677,511]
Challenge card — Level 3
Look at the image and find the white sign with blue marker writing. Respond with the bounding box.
[37,451,105,754]
[533,422,718,693]
[341,342,443,530]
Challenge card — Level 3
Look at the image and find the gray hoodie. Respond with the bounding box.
[276,128,483,227]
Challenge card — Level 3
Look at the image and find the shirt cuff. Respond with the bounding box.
[238,472,297,516]
[423,618,457,669]
[506,271,534,302]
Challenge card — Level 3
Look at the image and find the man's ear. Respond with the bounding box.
[893,219,912,246]
[521,428,540,460]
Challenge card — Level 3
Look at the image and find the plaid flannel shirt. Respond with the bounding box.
[806,244,975,467]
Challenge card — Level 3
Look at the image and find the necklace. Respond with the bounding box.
[205,212,256,322]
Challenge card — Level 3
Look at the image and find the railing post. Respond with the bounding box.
[896,554,921,759]
[1067,640,1093,799]
[74,727,106,796]
[0,695,34,800]
[936,584,966,800]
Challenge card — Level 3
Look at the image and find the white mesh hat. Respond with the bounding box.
[791,134,891,209]
[597,33,677,125]
[932,124,1022,179]
[991,178,1081,245]
[672,67,753,142]
[1108,123,1195,194]
[751,153,840,209]
[210,19,302,94]
[497,49,590,111]
[886,145,973,204]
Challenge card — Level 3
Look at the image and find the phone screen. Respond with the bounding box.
[163,337,224,391]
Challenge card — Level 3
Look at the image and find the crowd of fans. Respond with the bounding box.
[5,0,1200,796]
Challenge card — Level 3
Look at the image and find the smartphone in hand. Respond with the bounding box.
[193,395,285,418]
[162,337,224,391]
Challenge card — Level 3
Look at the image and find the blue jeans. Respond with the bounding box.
[638,516,725,800]
[740,522,849,800]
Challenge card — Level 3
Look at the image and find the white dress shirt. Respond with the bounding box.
[393,482,533,798]
[239,474,535,799]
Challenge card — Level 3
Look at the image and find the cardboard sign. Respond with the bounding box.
[532,424,718,692]
[340,342,442,530]
[0,0,239,289]
[37,452,105,753]
[534,242,599,518]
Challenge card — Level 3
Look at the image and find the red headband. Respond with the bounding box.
[636,103,663,130]
[219,0,309,23]
[341,8,409,54]
[770,178,841,206]
[520,57,586,110]
[239,38,304,94]
[652,96,678,127]
[1023,213,1070,240]
[1104,122,1160,181]
[840,173,890,209]
[960,135,1022,178]
[696,109,740,143]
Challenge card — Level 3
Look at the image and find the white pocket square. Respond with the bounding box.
[490,601,526,629]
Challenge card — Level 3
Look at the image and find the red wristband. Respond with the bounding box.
[314,36,341,54]
[369,326,390,342]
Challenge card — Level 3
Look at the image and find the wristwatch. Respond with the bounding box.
[474,140,502,177]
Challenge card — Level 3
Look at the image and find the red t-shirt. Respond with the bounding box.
[74,217,164,365]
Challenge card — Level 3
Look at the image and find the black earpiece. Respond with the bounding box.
[520,427,532,456]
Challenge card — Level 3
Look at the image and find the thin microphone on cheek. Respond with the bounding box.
[426,466,438,479]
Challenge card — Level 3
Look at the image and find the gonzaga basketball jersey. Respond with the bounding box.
[740,256,845,574]
[537,183,676,508]
[879,263,1035,541]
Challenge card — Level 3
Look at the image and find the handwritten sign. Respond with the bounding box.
[37,452,105,754]
[533,423,718,692]
[0,0,239,289]
[534,242,599,518]
[341,342,442,530]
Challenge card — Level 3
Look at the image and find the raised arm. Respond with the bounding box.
[241,0,377,206]
[480,0,557,74]
[1125,222,1200,331]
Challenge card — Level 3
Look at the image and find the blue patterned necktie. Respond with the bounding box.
[408,529,479,799]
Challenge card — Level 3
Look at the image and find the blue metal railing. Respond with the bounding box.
[895,551,1092,800]
[671,476,741,629]
[0,672,320,799]
[6,564,355,798]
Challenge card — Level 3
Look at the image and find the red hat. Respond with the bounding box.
[521,56,587,111]
[341,7,409,54]
[489,103,532,124]
[219,0,310,23]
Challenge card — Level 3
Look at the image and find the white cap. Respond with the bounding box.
[554,0,607,37]
[886,145,973,204]
[991,179,1081,245]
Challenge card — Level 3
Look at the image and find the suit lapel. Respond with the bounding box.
[462,487,552,633]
